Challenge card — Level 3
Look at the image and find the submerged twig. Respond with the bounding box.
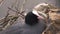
[0,0,27,31]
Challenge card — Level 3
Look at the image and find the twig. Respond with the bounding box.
[0,0,5,7]
[20,0,27,13]
[42,21,55,34]
[8,7,25,19]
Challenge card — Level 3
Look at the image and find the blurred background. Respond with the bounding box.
[0,0,60,18]
[0,0,59,34]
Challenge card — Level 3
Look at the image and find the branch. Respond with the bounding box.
[42,21,55,34]
[8,7,25,19]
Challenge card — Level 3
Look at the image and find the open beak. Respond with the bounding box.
[37,15,45,19]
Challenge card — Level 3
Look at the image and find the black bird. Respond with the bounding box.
[25,10,46,26]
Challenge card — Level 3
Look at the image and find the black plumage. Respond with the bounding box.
[25,11,39,26]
